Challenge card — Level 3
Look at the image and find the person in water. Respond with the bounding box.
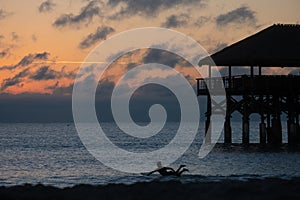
[146,161,189,176]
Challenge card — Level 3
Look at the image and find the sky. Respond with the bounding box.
[0,0,299,122]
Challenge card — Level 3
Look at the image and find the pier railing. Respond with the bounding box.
[197,75,300,95]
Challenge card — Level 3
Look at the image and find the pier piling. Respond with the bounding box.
[259,122,267,144]
[224,115,232,143]
[242,115,250,144]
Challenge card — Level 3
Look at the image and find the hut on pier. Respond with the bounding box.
[197,24,300,144]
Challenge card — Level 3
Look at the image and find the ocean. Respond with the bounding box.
[0,122,300,187]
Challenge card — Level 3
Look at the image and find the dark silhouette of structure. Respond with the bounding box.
[197,24,300,145]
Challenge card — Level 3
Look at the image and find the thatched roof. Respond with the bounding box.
[199,24,300,67]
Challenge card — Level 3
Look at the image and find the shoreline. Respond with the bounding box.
[1,177,300,200]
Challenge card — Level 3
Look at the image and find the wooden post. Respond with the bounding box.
[196,79,200,96]
[224,114,232,144]
[287,118,296,145]
[275,96,282,144]
[242,114,250,144]
[259,87,265,144]
[287,95,297,145]
[258,66,262,76]
[296,94,300,144]
[271,114,282,144]
[228,66,232,89]
[270,95,282,145]
[205,95,211,144]
[259,114,266,144]
[224,66,232,144]
[267,113,271,143]
[205,65,212,144]
[296,114,300,144]
[266,95,271,143]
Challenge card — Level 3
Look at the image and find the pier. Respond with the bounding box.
[197,24,300,144]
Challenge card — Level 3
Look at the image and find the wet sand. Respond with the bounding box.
[1,178,300,200]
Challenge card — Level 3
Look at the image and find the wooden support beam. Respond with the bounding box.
[296,95,300,144]
[259,90,265,144]
[196,79,200,96]
[208,65,211,89]
[287,119,297,144]
[260,115,266,144]
[205,95,211,144]
[268,95,282,144]
[260,123,267,144]
[242,114,250,144]
[224,114,232,144]
[287,95,297,145]
[228,66,232,89]
[271,115,282,144]
[266,95,271,143]
[296,114,300,144]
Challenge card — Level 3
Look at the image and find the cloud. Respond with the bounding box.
[194,16,211,27]
[96,78,115,97]
[18,52,49,66]
[29,65,75,81]
[53,1,101,27]
[1,65,76,91]
[143,49,189,68]
[128,83,181,123]
[38,0,56,13]
[79,26,115,49]
[0,52,50,71]
[51,83,73,96]
[161,14,189,28]
[1,68,30,90]
[11,32,19,41]
[0,48,9,59]
[216,6,256,26]
[30,66,59,80]
[31,34,37,42]
[108,0,204,19]
[46,81,59,90]
[0,9,12,20]
[35,52,50,59]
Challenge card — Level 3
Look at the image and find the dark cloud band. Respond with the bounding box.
[0,52,50,71]
[108,0,204,19]
[39,0,56,13]
[216,6,256,26]
[161,14,189,28]
[79,26,115,49]
[53,1,101,27]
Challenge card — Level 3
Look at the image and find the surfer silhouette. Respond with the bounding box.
[146,161,189,176]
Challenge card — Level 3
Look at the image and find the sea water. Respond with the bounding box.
[0,122,299,187]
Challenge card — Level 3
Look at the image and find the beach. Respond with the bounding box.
[1,178,300,200]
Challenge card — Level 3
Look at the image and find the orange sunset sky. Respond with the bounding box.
[0,0,299,95]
